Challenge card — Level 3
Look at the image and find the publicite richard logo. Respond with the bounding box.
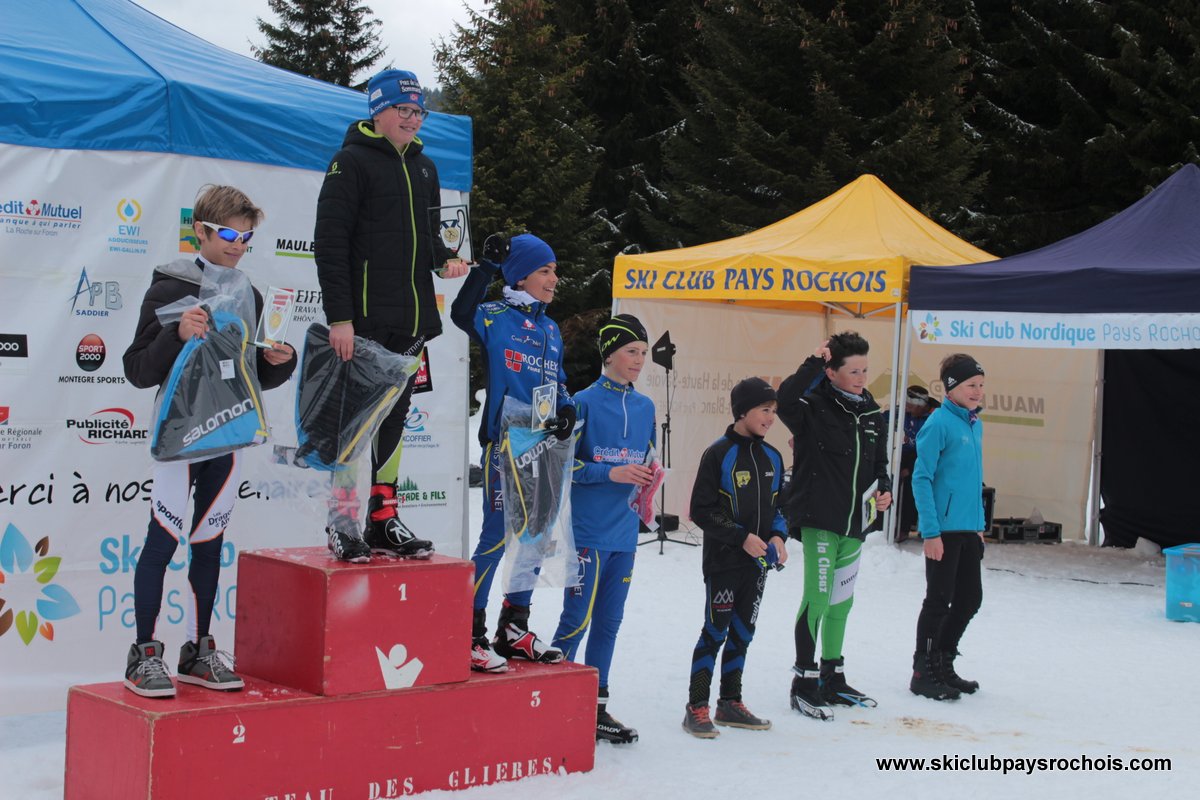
[67,407,148,444]
[0,523,81,646]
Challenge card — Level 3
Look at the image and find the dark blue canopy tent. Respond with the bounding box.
[0,0,472,191]
[909,164,1200,315]
[907,163,1200,549]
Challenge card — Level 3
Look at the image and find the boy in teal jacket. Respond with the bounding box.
[910,353,986,701]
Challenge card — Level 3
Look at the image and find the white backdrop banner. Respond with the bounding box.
[620,300,1095,547]
[0,144,469,714]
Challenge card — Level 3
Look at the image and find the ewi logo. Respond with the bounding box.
[0,333,29,358]
[66,407,147,444]
[76,334,105,372]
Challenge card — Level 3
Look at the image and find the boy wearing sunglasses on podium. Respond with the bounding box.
[122,184,296,698]
[314,68,468,562]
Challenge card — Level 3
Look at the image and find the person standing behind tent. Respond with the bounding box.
[883,386,939,541]
[909,354,987,701]
[314,68,468,563]
[551,314,657,745]
[450,233,576,674]
[122,184,296,698]
[778,332,891,720]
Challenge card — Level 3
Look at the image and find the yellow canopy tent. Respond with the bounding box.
[614,174,994,315]
[611,174,995,540]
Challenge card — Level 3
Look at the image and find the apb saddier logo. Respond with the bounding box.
[0,523,82,646]
[70,268,123,318]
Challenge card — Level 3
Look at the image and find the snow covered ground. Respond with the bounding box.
[3,504,1196,799]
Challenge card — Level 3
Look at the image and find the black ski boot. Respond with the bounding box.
[364,483,434,559]
[940,650,979,694]
[327,526,371,563]
[820,657,877,708]
[790,664,834,720]
[596,688,638,744]
[910,646,961,701]
[493,602,564,663]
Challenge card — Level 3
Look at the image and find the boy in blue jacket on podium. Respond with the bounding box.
[552,314,657,744]
[451,233,576,674]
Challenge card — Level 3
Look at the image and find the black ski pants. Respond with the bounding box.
[914,531,983,661]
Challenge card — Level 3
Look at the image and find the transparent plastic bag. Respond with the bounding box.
[200,263,257,331]
[292,323,420,472]
[498,397,581,593]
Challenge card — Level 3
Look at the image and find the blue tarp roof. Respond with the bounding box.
[910,164,1200,313]
[0,0,473,191]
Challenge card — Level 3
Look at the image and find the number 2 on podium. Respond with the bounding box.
[232,723,246,744]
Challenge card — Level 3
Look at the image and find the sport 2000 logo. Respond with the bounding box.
[0,522,81,646]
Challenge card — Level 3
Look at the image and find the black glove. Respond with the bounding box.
[481,234,510,267]
[548,403,576,441]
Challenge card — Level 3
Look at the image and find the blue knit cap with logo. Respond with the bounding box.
[367,69,425,117]
[500,234,556,286]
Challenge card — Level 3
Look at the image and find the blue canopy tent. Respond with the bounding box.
[907,163,1200,548]
[0,0,472,190]
[909,164,1200,317]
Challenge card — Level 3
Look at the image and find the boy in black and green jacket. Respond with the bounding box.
[778,332,892,720]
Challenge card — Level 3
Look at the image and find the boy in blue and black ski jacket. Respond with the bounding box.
[683,377,788,737]
[450,233,576,673]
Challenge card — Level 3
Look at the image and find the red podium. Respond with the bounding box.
[65,548,599,797]
[65,663,597,800]
[235,549,473,695]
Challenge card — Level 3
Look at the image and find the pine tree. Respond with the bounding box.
[961,0,1200,254]
[253,0,387,88]
[660,0,982,247]
[542,0,700,256]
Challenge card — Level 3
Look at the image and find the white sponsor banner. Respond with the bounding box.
[0,144,469,713]
[910,309,1200,349]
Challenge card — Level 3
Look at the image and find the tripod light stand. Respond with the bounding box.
[638,330,697,553]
